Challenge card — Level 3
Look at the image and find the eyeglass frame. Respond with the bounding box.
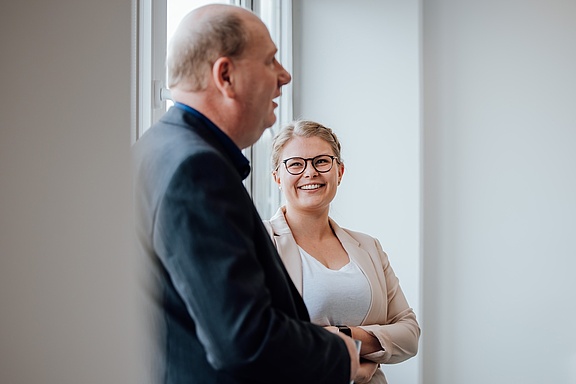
[277,154,340,175]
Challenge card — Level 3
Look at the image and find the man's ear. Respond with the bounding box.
[212,57,235,98]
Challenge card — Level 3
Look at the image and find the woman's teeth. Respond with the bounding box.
[299,184,322,190]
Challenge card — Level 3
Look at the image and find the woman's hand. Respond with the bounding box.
[353,360,379,384]
[324,325,339,334]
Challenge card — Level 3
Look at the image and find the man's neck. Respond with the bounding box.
[172,90,244,148]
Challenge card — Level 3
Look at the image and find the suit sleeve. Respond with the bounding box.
[153,151,350,383]
[358,238,421,364]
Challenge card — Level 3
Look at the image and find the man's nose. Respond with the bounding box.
[278,62,291,86]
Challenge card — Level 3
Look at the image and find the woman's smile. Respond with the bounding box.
[298,183,325,190]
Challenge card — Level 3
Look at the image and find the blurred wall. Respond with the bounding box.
[0,1,142,383]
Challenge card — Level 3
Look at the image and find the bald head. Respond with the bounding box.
[167,4,260,91]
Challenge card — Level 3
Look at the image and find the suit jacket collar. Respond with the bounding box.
[169,104,251,179]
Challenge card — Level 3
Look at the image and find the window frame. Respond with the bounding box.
[244,0,293,219]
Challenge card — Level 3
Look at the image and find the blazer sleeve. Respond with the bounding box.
[358,238,420,364]
[154,151,350,383]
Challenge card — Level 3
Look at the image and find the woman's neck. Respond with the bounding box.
[284,206,332,242]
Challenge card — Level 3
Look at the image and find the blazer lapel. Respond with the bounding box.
[330,219,381,325]
[268,208,304,295]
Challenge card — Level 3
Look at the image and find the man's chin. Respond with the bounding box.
[266,114,277,129]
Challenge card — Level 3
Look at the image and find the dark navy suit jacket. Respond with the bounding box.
[132,106,350,384]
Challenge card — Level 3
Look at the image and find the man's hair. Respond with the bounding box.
[271,120,343,171]
[167,11,249,91]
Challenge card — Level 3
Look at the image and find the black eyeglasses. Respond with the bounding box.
[279,155,339,175]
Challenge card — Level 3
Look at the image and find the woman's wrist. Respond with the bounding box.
[350,326,382,355]
[335,325,352,337]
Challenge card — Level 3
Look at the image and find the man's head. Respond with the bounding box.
[167,4,291,149]
[168,5,247,91]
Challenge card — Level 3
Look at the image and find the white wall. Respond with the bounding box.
[0,1,142,383]
[293,1,422,382]
[423,0,576,383]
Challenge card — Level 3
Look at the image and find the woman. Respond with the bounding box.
[263,120,420,384]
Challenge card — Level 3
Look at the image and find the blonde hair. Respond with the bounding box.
[271,120,342,171]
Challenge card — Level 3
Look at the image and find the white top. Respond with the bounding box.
[299,246,371,326]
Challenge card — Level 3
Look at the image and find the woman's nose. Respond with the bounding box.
[302,160,318,176]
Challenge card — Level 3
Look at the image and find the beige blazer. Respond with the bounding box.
[263,207,420,366]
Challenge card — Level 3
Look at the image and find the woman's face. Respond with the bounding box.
[273,136,344,213]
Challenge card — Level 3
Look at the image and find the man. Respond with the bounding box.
[133,4,359,383]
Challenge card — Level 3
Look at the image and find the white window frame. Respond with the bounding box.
[244,0,293,219]
[135,0,168,140]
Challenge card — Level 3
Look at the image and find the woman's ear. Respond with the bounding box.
[273,170,281,188]
[337,162,345,185]
[212,57,235,98]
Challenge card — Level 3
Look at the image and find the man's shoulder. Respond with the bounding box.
[135,110,218,159]
[132,110,228,194]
